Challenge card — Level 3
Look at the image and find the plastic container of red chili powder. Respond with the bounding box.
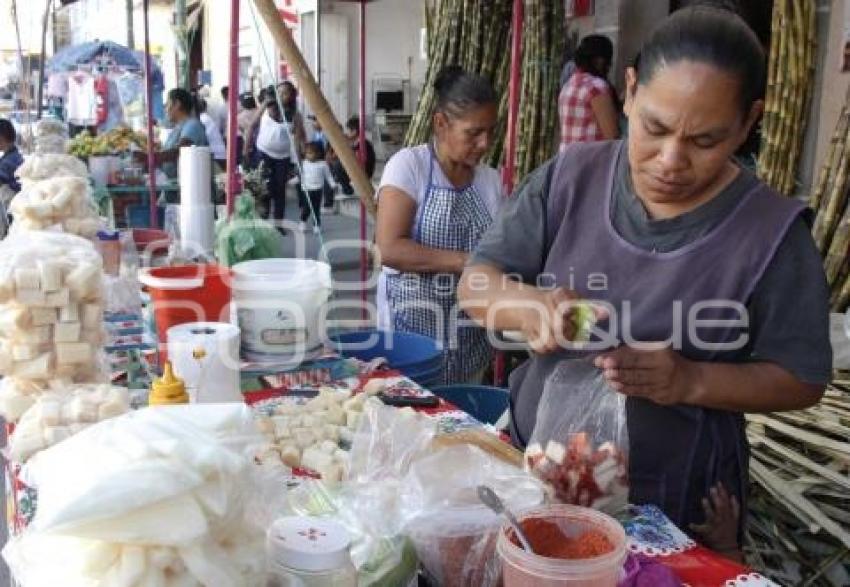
[497,504,627,587]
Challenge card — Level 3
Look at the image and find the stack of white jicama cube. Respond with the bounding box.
[9,154,102,238]
[0,231,107,425]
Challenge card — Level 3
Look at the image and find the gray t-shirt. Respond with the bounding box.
[471,150,832,385]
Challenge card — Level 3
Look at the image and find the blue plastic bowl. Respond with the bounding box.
[409,364,445,386]
[331,330,443,371]
[429,385,510,426]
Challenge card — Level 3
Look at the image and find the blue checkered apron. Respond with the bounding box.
[386,145,494,383]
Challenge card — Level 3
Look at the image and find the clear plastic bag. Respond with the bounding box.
[15,154,88,183]
[0,231,107,398]
[4,404,268,587]
[7,384,129,463]
[525,359,629,513]
[8,175,102,238]
[401,445,545,587]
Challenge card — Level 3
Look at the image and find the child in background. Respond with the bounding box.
[689,483,744,563]
[299,141,336,233]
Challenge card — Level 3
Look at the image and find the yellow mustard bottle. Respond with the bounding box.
[149,361,190,406]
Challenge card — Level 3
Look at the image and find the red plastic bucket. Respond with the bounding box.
[139,264,232,361]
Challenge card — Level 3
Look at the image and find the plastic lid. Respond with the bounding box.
[97,230,120,241]
[149,362,189,405]
[267,516,352,573]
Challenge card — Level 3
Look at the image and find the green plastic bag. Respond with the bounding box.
[215,194,283,266]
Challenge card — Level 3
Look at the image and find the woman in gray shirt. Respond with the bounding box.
[459,6,830,553]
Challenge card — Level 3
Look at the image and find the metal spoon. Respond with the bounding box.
[477,485,534,554]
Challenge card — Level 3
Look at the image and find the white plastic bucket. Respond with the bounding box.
[231,259,332,361]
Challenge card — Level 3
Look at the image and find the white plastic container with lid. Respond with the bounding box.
[266,516,357,587]
[231,259,332,362]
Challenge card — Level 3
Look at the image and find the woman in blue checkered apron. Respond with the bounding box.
[376,67,503,384]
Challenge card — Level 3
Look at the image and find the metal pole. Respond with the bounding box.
[37,0,54,120]
[225,0,240,217]
[175,0,187,89]
[495,0,524,388]
[359,0,368,320]
[143,0,158,229]
[127,0,135,49]
[315,0,321,91]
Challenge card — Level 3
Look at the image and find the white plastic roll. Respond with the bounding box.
[178,146,214,256]
[167,322,241,403]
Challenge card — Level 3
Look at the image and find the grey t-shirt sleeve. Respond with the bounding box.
[468,160,553,283]
[747,216,832,385]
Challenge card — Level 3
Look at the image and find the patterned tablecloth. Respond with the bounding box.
[4,358,778,586]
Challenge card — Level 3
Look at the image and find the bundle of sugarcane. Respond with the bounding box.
[406,0,564,183]
[807,86,850,310]
[513,0,566,180]
[405,0,513,155]
[744,385,850,586]
[757,0,817,196]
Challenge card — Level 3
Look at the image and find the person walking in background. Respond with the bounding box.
[299,141,337,233]
[236,92,258,166]
[326,116,376,210]
[243,89,268,169]
[216,86,230,139]
[254,96,294,230]
[196,98,227,169]
[0,119,23,237]
[559,34,620,148]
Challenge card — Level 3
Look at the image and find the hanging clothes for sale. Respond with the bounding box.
[97,75,125,133]
[116,72,145,130]
[94,74,109,125]
[67,71,97,126]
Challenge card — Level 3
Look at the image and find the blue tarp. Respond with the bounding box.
[47,41,163,88]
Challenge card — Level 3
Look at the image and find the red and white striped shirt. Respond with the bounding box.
[558,70,610,149]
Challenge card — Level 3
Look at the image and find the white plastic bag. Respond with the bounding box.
[4,404,268,587]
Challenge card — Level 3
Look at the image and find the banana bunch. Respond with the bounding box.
[67,127,149,158]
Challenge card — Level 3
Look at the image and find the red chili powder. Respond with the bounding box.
[510,518,614,559]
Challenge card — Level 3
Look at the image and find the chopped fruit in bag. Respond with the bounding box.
[526,434,628,511]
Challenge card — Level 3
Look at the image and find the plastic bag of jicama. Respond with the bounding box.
[8,175,102,238]
[0,231,107,413]
[525,358,628,513]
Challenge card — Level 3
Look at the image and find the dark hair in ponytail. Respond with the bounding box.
[574,35,614,78]
[433,65,497,118]
[638,6,765,113]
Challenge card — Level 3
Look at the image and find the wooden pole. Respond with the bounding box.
[252,0,376,216]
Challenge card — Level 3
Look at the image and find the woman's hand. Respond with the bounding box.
[517,288,608,354]
[593,344,697,405]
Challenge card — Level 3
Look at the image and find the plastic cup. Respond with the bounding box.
[497,504,627,587]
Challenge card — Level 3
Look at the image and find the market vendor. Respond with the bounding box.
[135,88,207,179]
[376,66,504,384]
[458,5,831,547]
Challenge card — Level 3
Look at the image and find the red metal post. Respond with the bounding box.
[495,0,524,387]
[225,0,240,217]
[142,0,158,229]
[359,0,368,321]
